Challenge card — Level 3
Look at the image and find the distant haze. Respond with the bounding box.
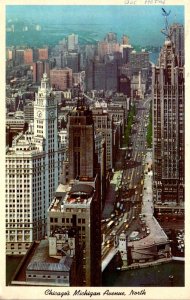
[6,5,184,46]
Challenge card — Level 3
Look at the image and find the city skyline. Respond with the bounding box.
[3,2,189,299]
[6,5,184,46]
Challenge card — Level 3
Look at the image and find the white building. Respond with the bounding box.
[6,74,65,254]
[68,33,78,51]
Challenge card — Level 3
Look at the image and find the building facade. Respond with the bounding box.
[32,61,50,84]
[170,23,184,67]
[6,74,65,254]
[68,34,78,51]
[152,40,184,204]
[24,49,33,65]
[50,68,73,91]
[47,103,101,286]
[92,106,113,171]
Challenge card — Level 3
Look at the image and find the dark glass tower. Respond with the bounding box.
[68,102,95,181]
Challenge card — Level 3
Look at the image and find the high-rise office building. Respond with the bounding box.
[32,61,50,83]
[129,49,150,79]
[65,52,80,73]
[118,74,131,97]
[24,49,33,65]
[121,34,129,45]
[121,45,133,64]
[92,107,114,170]
[105,32,117,43]
[105,60,118,91]
[47,103,101,286]
[6,74,64,254]
[152,39,184,204]
[170,23,184,67]
[50,68,73,90]
[24,101,34,123]
[68,105,95,180]
[68,34,78,51]
[98,41,120,61]
[15,50,24,65]
[86,59,118,91]
[85,44,97,62]
[38,48,49,60]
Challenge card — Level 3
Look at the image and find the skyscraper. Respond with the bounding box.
[105,32,117,43]
[32,61,50,83]
[6,74,64,254]
[129,49,150,79]
[50,67,73,90]
[152,38,184,204]
[68,104,95,180]
[24,49,33,64]
[68,34,78,51]
[47,103,101,286]
[65,52,80,73]
[170,23,184,67]
[15,50,24,65]
[85,59,118,91]
[38,48,49,60]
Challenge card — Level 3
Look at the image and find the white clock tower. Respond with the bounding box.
[34,73,59,215]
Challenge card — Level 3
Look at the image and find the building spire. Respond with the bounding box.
[40,73,49,90]
[161,8,172,41]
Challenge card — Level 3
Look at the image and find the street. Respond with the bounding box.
[101,96,152,256]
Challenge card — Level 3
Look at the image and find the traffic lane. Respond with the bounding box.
[105,103,149,229]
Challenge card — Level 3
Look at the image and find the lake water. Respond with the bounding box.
[149,52,159,65]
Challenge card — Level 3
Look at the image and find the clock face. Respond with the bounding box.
[49,110,55,118]
[37,110,42,118]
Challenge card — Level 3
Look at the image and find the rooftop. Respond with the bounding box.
[26,240,73,273]
[49,181,95,212]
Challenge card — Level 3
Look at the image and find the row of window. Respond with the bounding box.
[50,217,86,224]
[7,224,31,227]
[6,159,30,163]
[8,175,30,178]
[27,274,67,279]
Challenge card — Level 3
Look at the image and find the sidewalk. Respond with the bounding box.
[102,170,123,219]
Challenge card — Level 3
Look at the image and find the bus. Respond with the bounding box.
[107,220,114,229]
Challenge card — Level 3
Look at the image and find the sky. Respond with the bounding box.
[6,5,184,46]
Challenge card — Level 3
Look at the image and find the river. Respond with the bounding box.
[102,261,184,287]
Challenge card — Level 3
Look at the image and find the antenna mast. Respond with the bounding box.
[161,8,172,41]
